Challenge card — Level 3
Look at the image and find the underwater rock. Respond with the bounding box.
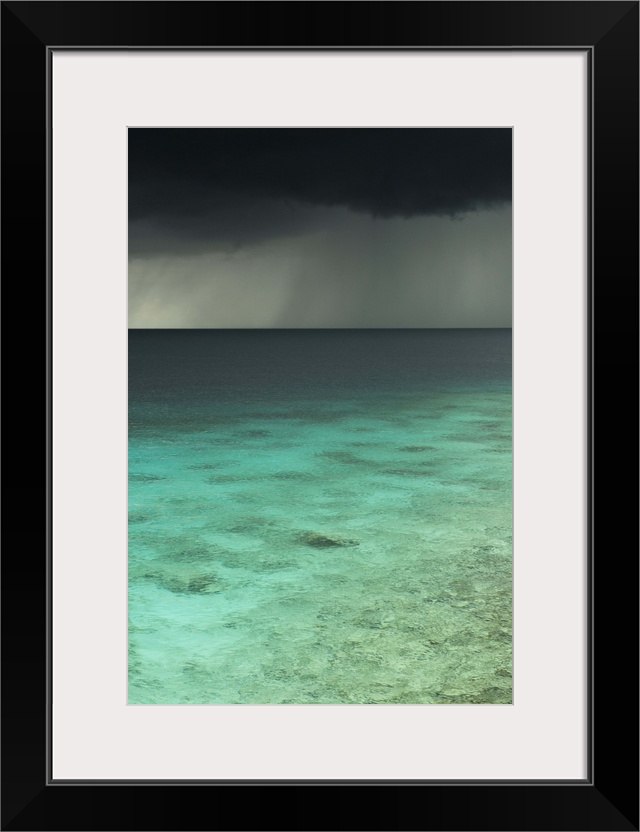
[137,566,221,595]
[186,575,217,593]
[318,450,372,466]
[298,531,359,548]
[383,468,428,477]
[128,511,150,524]
[271,471,315,481]
[129,473,166,483]
[481,687,511,704]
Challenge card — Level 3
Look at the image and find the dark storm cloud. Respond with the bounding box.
[129,128,511,254]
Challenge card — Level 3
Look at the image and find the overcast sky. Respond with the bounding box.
[129,128,511,328]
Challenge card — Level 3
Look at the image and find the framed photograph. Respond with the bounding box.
[2,2,637,830]
[127,124,514,711]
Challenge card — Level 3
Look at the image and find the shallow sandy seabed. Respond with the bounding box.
[129,385,512,704]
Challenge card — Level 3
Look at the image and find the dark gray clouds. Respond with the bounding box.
[128,128,511,327]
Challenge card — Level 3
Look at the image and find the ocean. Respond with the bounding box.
[128,329,512,704]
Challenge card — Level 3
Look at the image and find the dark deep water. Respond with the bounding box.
[129,329,512,704]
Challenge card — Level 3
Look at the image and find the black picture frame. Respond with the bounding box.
[2,2,638,830]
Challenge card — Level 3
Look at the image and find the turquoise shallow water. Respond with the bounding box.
[129,330,512,704]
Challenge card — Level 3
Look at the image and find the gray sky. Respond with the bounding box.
[128,128,511,328]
